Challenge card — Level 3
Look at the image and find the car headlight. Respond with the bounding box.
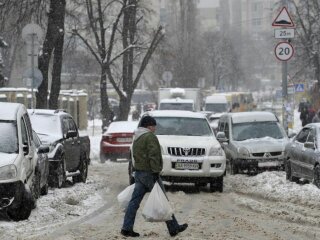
[209,147,224,156]
[0,165,17,180]
[238,147,250,157]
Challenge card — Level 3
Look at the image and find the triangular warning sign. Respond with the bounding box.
[272,7,294,27]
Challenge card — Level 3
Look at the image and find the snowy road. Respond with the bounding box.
[1,157,320,240]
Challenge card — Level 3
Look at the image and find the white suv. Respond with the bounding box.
[129,110,226,192]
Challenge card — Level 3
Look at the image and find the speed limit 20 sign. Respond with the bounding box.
[275,42,294,61]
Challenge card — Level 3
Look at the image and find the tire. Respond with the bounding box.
[40,183,49,196]
[313,165,320,188]
[50,159,65,188]
[7,187,34,221]
[100,152,106,163]
[128,160,135,185]
[73,158,88,183]
[32,171,41,200]
[230,159,239,175]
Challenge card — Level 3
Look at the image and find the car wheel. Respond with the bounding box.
[230,159,238,175]
[285,159,291,180]
[100,152,106,163]
[128,160,135,185]
[50,159,65,188]
[40,183,49,196]
[32,171,41,200]
[73,158,88,183]
[313,165,320,188]
[7,187,34,221]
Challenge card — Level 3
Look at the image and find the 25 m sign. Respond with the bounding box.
[275,42,294,61]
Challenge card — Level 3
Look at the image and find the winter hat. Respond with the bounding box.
[140,116,157,127]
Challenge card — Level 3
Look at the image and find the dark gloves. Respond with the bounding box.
[152,172,160,182]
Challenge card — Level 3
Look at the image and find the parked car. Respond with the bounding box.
[208,112,223,135]
[0,102,39,221]
[28,109,90,188]
[100,121,139,163]
[284,123,320,188]
[32,130,50,198]
[216,111,288,174]
[129,110,226,192]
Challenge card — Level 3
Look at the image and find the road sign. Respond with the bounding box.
[274,29,294,39]
[22,23,43,42]
[272,7,294,27]
[22,67,43,88]
[294,83,304,92]
[162,71,173,83]
[275,42,294,61]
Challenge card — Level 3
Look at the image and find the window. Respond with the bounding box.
[296,128,310,143]
[21,117,29,147]
[0,121,18,153]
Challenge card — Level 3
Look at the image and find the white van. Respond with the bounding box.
[0,102,39,221]
[204,94,229,113]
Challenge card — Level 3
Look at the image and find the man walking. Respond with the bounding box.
[121,116,188,237]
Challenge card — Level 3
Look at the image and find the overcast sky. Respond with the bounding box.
[197,0,219,8]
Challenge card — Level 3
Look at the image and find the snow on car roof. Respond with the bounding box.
[27,109,70,116]
[146,110,205,118]
[231,111,278,124]
[0,102,24,121]
[160,98,194,103]
[205,95,228,103]
[105,121,139,134]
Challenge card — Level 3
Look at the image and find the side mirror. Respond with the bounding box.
[66,130,78,138]
[38,145,50,154]
[216,131,228,143]
[304,142,315,149]
[288,132,297,138]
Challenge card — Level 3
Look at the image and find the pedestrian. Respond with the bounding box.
[300,105,309,127]
[312,110,320,123]
[121,115,188,237]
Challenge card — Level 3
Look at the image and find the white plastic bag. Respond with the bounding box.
[142,182,173,222]
[117,184,135,210]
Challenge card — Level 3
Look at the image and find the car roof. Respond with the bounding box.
[28,109,71,117]
[144,110,206,118]
[105,121,139,134]
[222,111,278,124]
[0,102,25,121]
[160,98,194,103]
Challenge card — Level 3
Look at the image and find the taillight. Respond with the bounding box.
[102,133,133,144]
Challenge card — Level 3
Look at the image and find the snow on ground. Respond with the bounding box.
[1,111,320,238]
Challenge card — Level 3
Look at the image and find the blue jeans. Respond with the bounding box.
[122,170,180,233]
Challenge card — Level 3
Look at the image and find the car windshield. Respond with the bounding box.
[0,121,18,154]
[205,103,228,112]
[154,117,213,136]
[232,121,284,141]
[29,114,62,136]
[159,103,193,111]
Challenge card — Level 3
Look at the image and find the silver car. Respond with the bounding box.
[284,123,320,188]
[216,111,288,174]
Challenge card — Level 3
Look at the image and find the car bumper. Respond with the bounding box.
[161,155,226,181]
[235,158,285,170]
[100,143,130,154]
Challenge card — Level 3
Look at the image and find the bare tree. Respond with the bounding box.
[72,0,163,127]
[37,0,66,109]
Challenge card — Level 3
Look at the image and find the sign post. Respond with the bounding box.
[22,23,43,109]
[272,6,295,134]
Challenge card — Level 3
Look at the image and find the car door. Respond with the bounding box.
[68,117,81,169]
[21,115,34,180]
[62,116,76,170]
[291,127,311,178]
[301,127,317,180]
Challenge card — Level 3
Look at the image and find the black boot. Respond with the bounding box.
[120,229,140,237]
[169,223,188,237]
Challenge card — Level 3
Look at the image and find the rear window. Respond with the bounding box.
[154,117,213,136]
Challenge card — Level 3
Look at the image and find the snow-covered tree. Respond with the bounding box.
[0,37,8,87]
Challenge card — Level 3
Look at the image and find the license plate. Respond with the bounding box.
[117,137,132,143]
[175,162,199,170]
[258,161,281,167]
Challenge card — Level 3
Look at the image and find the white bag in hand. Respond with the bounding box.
[142,182,173,222]
[117,184,135,210]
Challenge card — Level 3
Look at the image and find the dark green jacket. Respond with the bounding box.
[132,127,163,173]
